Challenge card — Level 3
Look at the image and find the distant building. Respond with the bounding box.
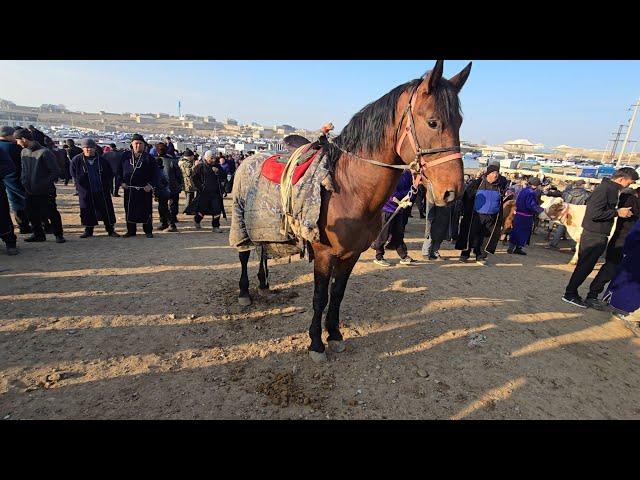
[226,118,238,126]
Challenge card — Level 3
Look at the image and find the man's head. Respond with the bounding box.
[203,150,215,164]
[66,139,76,147]
[612,167,640,188]
[0,126,15,141]
[528,177,541,189]
[44,136,55,149]
[183,148,194,158]
[81,138,97,157]
[485,164,500,183]
[130,134,146,154]
[155,142,168,156]
[109,143,117,150]
[14,128,34,148]
[165,137,172,143]
[574,179,586,188]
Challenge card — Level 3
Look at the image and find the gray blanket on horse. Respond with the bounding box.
[229,149,334,258]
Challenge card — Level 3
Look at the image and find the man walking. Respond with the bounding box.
[563,167,639,308]
[14,128,65,243]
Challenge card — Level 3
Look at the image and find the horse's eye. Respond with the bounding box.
[427,120,438,129]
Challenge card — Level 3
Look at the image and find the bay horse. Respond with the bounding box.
[237,60,472,362]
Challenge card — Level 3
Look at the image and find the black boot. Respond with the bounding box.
[80,227,94,238]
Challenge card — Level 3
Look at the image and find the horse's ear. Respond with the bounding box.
[449,62,472,92]
[421,60,444,95]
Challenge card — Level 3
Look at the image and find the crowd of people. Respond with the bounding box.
[372,161,640,319]
[0,126,246,249]
[1,126,638,319]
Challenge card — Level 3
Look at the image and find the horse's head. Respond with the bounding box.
[396,60,471,206]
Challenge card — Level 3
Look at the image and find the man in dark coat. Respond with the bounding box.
[604,218,640,316]
[103,143,123,197]
[184,150,224,232]
[455,164,506,264]
[0,126,30,233]
[70,138,120,238]
[563,167,639,309]
[422,183,454,260]
[0,147,19,255]
[154,142,183,232]
[578,186,639,310]
[118,134,158,238]
[66,139,82,160]
[14,128,65,243]
[28,125,46,145]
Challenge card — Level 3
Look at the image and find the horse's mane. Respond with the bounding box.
[323,72,463,174]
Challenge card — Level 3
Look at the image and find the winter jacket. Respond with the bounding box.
[20,142,61,195]
[581,177,623,235]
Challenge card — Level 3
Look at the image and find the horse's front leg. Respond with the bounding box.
[238,250,252,306]
[325,256,358,353]
[308,247,334,363]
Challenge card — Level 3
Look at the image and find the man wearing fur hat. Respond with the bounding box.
[119,134,157,238]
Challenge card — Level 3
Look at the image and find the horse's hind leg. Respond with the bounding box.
[308,247,334,362]
[257,246,269,290]
[325,257,358,354]
[238,250,252,306]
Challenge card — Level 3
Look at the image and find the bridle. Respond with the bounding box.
[328,83,462,181]
[394,85,462,176]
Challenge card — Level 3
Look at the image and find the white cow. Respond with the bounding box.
[544,195,616,264]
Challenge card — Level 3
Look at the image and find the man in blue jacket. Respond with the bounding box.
[455,164,506,264]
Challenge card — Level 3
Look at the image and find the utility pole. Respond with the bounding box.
[608,124,626,163]
[600,140,611,163]
[617,97,640,167]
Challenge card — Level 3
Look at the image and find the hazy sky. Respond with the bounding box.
[1,60,639,149]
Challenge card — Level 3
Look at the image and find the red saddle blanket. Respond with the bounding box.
[261,149,321,185]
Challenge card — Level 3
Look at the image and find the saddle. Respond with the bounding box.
[261,143,321,185]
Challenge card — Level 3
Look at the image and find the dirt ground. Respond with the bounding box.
[1,184,639,420]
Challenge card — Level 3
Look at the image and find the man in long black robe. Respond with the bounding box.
[70,138,120,238]
[118,134,157,238]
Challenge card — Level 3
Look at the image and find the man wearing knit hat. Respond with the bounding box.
[455,164,506,264]
[70,138,120,238]
[119,134,158,238]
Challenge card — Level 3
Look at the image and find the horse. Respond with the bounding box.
[234,60,471,362]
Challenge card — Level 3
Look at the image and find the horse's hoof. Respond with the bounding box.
[238,296,252,306]
[257,286,271,296]
[309,350,327,363]
[328,340,346,353]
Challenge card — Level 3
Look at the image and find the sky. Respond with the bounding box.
[1,60,639,150]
